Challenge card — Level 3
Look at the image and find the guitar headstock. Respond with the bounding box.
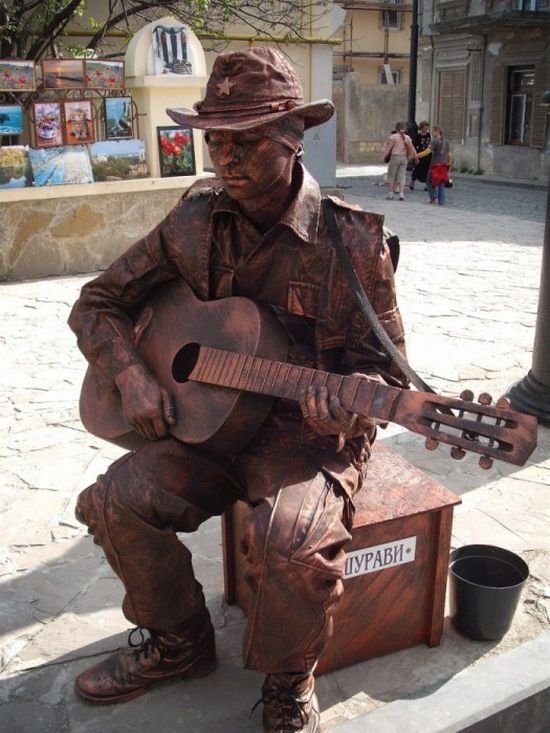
[418,390,538,468]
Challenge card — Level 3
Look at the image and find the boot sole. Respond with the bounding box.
[74,657,217,706]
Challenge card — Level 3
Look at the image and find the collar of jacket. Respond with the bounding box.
[210,161,322,245]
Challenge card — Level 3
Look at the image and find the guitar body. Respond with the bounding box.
[79,278,288,453]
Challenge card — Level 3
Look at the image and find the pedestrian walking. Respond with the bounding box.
[423,125,452,205]
[382,121,418,201]
[409,121,431,190]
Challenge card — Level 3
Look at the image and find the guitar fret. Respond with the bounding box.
[226,352,241,389]
[202,348,217,384]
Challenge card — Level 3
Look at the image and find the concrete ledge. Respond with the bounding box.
[332,632,550,733]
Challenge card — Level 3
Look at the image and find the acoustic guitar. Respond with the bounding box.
[79,278,537,468]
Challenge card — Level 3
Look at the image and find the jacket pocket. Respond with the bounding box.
[287,281,320,319]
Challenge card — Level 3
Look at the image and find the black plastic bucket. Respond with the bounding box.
[449,544,529,641]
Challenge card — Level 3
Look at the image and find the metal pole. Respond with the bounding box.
[507,179,550,424]
[407,0,419,126]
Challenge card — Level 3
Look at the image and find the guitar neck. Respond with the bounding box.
[190,346,403,424]
[189,345,538,467]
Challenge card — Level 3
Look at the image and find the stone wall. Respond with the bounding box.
[334,73,410,164]
[0,179,204,281]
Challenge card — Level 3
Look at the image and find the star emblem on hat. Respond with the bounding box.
[217,77,236,97]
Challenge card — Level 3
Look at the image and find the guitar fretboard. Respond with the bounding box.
[190,345,397,422]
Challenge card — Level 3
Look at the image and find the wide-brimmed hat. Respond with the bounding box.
[166,46,334,131]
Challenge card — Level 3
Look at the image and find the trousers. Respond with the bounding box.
[76,436,354,673]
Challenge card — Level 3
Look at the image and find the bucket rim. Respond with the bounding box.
[449,544,529,589]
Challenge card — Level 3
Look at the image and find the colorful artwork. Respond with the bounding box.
[89,139,148,181]
[63,100,95,144]
[0,146,32,188]
[42,58,85,89]
[157,126,195,177]
[0,104,24,135]
[152,26,192,75]
[33,102,63,147]
[104,96,133,139]
[86,59,125,89]
[0,60,36,91]
[28,145,93,186]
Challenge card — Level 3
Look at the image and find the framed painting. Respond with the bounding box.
[104,96,133,139]
[0,146,32,189]
[85,59,125,89]
[63,99,94,145]
[157,126,195,177]
[0,59,36,91]
[33,101,63,148]
[89,139,148,181]
[42,58,85,90]
[28,145,93,186]
[0,104,24,135]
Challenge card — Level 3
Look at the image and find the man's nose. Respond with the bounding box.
[218,140,242,165]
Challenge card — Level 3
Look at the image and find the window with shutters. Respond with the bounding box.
[505,66,535,145]
[381,0,402,29]
[437,69,466,142]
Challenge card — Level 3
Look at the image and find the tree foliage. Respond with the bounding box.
[0,1,330,62]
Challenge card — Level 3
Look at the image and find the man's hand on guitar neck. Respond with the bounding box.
[114,363,176,441]
[299,374,379,450]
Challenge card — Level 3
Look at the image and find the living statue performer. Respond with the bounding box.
[68,47,408,733]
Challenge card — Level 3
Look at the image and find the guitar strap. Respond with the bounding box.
[322,199,435,394]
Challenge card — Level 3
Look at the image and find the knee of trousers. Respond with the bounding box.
[241,483,352,597]
[74,454,147,533]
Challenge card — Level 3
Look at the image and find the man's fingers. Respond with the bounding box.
[162,390,176,425]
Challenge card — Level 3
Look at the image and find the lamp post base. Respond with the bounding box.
[507,370,550,426]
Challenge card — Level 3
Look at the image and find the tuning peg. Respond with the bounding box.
[479,455,493,469]
[460,389,474,401]
[425,437,439,451]
[450,446,466,460]
[496,396,511,409]
[478,392,492,406]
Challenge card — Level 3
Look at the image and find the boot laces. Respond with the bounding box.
[127,627,162,664]
[251,687,310,731]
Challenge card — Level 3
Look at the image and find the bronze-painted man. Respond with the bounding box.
[68,47,407,732]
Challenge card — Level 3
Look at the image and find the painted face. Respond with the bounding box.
[206,127,296,202]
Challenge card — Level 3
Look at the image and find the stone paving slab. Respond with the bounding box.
[1,173,549,731]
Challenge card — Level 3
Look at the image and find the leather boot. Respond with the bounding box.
[260,672,320,733]
[74,607,216,705]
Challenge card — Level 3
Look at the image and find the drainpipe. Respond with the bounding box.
[407,0,419,126]
[476,35,487,173]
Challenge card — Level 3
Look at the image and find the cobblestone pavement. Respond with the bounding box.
[337,165,547,223]
[1,173,549,733]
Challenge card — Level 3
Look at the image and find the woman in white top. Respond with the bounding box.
[382,121,418,201]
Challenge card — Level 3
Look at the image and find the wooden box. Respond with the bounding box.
[221,442,461,675]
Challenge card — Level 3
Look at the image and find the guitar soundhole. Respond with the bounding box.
[172,343,200,383]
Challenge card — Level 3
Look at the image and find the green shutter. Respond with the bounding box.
[531,63,550,148]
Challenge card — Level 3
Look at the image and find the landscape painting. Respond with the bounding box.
[0,59,35,91]
[104,96,133,139]
[0,104,24,135]
[86,59,125,89]
[33,101,63,147]
[89,139,148,181]
[28,145,93,186]
[157,126,195,177]
[0,146,32,188]
[63,100,95,144]
[42,58,85,89]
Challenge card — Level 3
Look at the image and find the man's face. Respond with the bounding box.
[206,126,296,202]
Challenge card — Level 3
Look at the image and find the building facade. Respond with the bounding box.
[417,0,550,179]
[333,1,415,162]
